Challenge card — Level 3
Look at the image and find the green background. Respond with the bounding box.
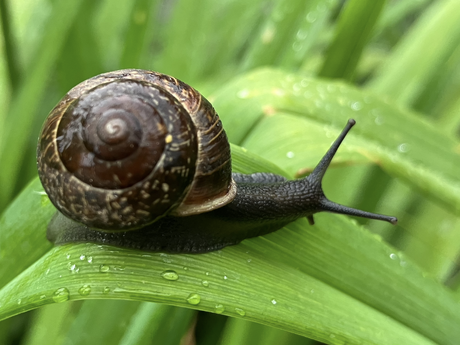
[1,0,460,344]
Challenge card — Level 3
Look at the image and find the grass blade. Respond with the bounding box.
[318,0,386,81]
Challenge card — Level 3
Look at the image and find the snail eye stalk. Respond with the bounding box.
[304,119,397,225]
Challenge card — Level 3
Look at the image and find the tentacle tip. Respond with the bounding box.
[348,118,356,126]
[389,217,398,225]
[307,215,315,225]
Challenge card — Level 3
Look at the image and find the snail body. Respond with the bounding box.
[38,69,397,253]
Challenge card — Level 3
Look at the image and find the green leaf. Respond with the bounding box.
[241,0,336,72]
[212,68,460,216]
[0,178,53,290]
[367,1,460,107]
[220,317,309,345]
[153,0,266,82]
[119,0,159,69]
[0,0,86,211]
[318,0,386,81]
[0,141,459,344]
[0,0,21,90]
[0,233,443,345]
[1,1,459,344]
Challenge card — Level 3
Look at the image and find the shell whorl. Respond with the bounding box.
[37,69,235,231]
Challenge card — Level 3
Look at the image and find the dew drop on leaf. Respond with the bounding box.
[78,284,91,296]
[186,293,201,305]
[215,304,225,314]
[161,270,179,281]
[235,308,246,316]
[100,264,110,273]
[53,288,70,303]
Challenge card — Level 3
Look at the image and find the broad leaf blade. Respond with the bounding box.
[0,240,437,345]
[0,0,86,211]
[212,68,460,215]
[0,147,458,344]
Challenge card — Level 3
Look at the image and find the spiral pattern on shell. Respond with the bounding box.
[37,70,235,231]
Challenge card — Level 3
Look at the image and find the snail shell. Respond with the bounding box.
[37,69,236,231]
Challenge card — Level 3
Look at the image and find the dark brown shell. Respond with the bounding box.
[37,69,236,231]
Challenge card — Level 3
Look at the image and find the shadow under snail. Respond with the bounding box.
[37,69,397,253]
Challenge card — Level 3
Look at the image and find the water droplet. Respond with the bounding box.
[235,308,246,316]
[202,280,209,287]
[375,116,385,125]
[271,299,277,305]
[350,101,363,111]
[183,266,188,271]
[160,253,172,263]
[40,295,46,300]
[296,29,308,40]
[17,299,22,305]
[306,11,317,23]
[390,253,398,260]
[292,41,303,52]
[286,151,295,158]
[53,288,70,303]
[87,256,93,263]
[67,263,78,273]
[205,272,210,276]
[103,287,111,294]
[99,264,110,273]
[300,79,309,87]
[317,2,328,12]
[223,275,228,280]
[397,143,410,153]
[247,258,252,264]
[186,293,201,305]
[161,270,179,281]
[237,89,249,99]
[66,253,71,259]
[79,255,86,260]
[215,304,225,314]
[78,284,91,296]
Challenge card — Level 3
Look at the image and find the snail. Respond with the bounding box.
[37,69,397,253]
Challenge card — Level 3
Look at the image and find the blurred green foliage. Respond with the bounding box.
[1,0,460,344]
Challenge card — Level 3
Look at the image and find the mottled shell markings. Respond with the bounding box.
[37,69,235,231]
